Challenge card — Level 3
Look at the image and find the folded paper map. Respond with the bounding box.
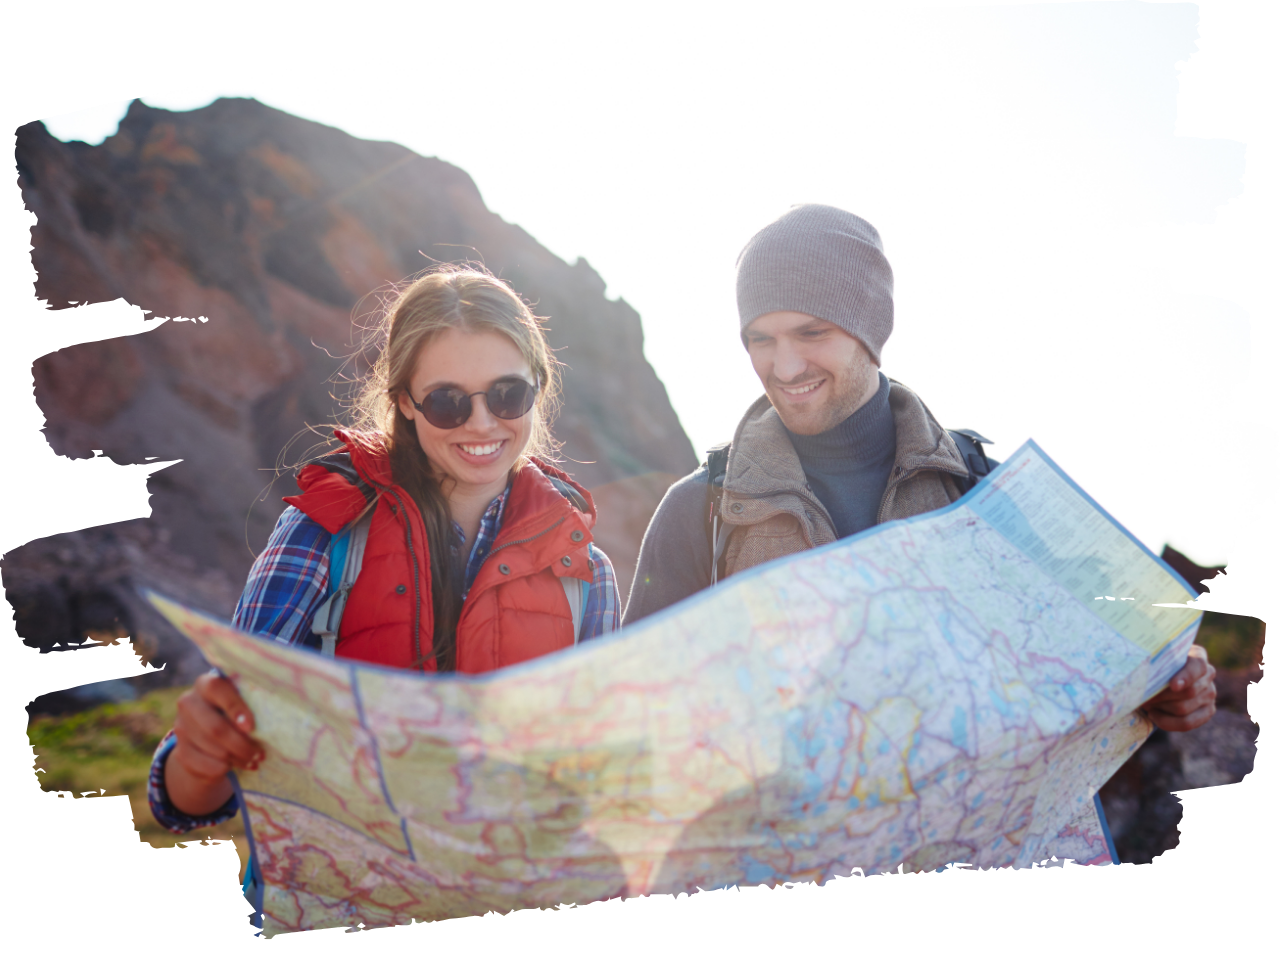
[147,440,1200,935]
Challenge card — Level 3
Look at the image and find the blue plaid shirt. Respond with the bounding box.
[148,486,619,834]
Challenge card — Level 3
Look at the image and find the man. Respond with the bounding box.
[624,203,1215,734]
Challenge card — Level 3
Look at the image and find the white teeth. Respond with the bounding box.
[460,442,502,456]
[782,382,821,396]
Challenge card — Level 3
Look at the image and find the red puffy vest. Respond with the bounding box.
[284,430,597,674]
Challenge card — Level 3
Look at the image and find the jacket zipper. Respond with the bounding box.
[799,489,836,543]
[366,473,573,669]
[878,467,914,523]
[876,463,970,524]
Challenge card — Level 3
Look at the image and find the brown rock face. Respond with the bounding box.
[9,98,692,699]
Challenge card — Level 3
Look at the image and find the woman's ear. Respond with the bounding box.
[395,390,417,422]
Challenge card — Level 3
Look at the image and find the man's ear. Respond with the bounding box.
[854,336,881,368]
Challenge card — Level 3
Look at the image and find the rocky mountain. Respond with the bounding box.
[7,98,694,703]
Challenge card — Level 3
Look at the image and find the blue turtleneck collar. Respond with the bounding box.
[785,372,894,462]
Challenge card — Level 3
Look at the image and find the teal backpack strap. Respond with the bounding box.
[330,528,353,592]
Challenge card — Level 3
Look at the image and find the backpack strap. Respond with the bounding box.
[307,452,377,501]
[546,473,590,644]
[704,442,732,585]
[947,428,995,494]
[546,474,590,514]
[311,503,375,657]
[560,576,586,646]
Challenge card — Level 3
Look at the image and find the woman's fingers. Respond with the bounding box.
[168,736,241,783]
[175,703,261,770]
[174,674,263,774]
[194,671,257,734]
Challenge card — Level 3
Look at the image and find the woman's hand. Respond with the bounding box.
[1140,644,1217,733]
[164,671,264,817]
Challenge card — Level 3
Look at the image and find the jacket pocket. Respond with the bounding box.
[725,513,808,576]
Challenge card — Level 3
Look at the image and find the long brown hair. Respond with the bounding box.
[347,263,561,670]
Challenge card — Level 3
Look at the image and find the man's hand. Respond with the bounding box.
[1140,644,1217,733]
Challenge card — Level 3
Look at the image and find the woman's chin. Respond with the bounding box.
[445,457,517,491]
[425,435,529,493]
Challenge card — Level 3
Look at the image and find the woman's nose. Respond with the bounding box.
[466,393,500,428]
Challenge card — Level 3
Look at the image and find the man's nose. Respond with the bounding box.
[773,339,809,381]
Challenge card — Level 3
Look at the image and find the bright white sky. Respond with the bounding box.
[33,3,1268,568]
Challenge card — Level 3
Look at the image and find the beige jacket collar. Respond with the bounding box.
[721,379,968,529]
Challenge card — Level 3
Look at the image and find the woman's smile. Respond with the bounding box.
[454,438,507,462]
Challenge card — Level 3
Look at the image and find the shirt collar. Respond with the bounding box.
[451,482,511,546]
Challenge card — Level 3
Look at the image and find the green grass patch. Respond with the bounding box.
[28,686,249,879]
[1197,612,1265,672]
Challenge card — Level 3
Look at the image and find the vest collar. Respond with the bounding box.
[499,458,596,545]
[464,458,596,600]
[291,428,596,562]
[333,428,395,487]
[332,428,597,532]
[285,429,396,534]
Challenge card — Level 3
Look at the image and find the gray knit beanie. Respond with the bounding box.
[735,204,893,364]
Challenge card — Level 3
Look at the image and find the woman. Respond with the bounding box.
[148,265,619,832]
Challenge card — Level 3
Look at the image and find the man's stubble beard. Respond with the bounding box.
[770,354,880,436]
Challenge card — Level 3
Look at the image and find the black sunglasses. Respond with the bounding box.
[409,376,539,430]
